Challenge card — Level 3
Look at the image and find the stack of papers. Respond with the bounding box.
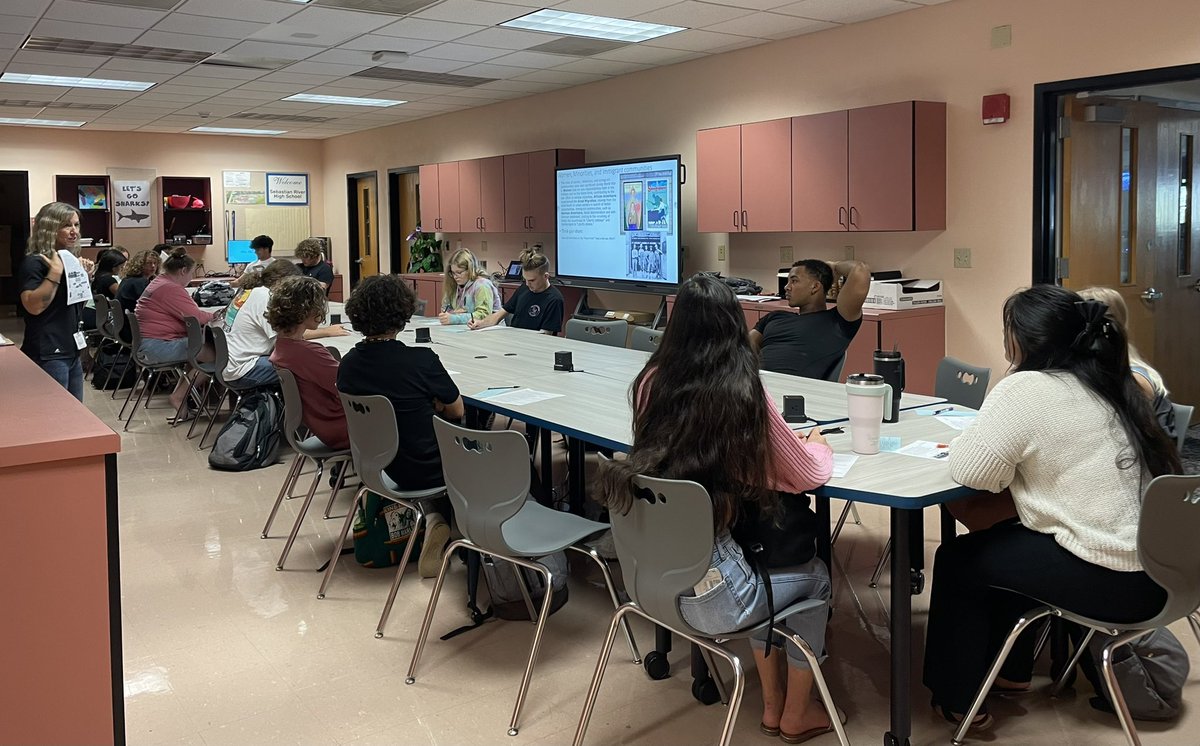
[473,388,564,405]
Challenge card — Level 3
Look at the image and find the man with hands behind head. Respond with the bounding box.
[750,259,871,381]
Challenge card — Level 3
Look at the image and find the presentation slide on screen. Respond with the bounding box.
[557,157,679,286]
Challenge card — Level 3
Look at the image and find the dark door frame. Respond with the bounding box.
[1032,61,1200,284]
[0,170,31,307]
[345,170,379,286]
[387,166,418,275]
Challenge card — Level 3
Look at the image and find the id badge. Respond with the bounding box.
[74,331,87,350]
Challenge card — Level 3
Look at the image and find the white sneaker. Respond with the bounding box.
[418,514,450,578]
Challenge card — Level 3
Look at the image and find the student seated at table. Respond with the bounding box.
[597,273,844,743]
[1077,286,1177,439]
[223,261,346,390]
[337,274,464,577]
[115,250,161,341]
[924,284,1180,733]
[91,249,126,300]
[294,238,335,295]
[438,248,500,326]
[266,275,349,450]
[751,259,871,380]
[468,247,563,334]
[135,253,219,416]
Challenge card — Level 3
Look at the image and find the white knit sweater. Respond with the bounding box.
[949,371,1148,572]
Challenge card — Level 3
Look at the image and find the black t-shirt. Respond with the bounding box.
[114,276,152,342]
[502,284,564,333]
[298,261,334,294]
[92,272,119,299]
[754,308,863,380]
[18,254,83,364]
[336,339,460,491]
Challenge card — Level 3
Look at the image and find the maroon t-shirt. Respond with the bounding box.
[270,336,350,450]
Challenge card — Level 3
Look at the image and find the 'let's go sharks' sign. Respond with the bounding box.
[114,180,152,229]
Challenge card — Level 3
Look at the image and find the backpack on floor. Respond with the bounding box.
[352,490,421,568]
[1070,624,1189,721]
[90,344,136,390]
[208,391,283,471]
[482,551,569,621]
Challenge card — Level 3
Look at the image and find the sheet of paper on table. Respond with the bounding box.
[895,440,951,460]
[832,453,858,477]
[935,414,977,431]
[474,388,564,405]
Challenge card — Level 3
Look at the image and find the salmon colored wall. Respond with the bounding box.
[321,0,1200,378]
[0,129,323,272]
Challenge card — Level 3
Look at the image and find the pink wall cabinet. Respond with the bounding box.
[504,149,584,233]
[459,156,505,233]
[696,118,792,233]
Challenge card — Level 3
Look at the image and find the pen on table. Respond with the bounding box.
[931,406,954,415]
[819,427,844,435]
[484,385,519,390]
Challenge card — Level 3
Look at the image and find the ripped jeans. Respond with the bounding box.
[678,531,830,669]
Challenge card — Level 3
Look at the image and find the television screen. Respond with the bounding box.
[556,155,681,291]
[226,239,255,264]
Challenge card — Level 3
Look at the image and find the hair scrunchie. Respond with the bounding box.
[1072,299,1114,353]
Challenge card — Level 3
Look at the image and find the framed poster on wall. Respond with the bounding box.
[266,173,309,205]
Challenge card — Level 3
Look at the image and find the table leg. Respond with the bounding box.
[886,507,912,746]
[541,428,554,502]
[907,510,925,595]
[939,504,957,545]
[815,495,832,570]
[567,437,586,514]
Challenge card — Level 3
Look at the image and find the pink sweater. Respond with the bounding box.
[135,275,217,341]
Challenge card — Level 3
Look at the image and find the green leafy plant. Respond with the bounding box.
[406,226,444,273]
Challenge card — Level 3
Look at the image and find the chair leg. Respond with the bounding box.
[1188,611,1200,648]
[952,607,1055,746]
[375,502,427,639]
[1100,629,1149,746]
[869,538,892,588]
[111,350,134,399]
[317,486,367,599]
[505,561,557,736]
[187,378,214,440]
[275,460,325,570]
[122,369,160,431]
[262,454,305,539]
[322,458,350,519]
[849,502,863,525]
[774,627,850,746]
[830,501,855,545]
[407,537,472,681]
[698,646,730,705]
[511,560,539,623]
[118,365,145,420]
[570,545,641,664]
[1049,627,1096,697]
[196,384,226,449]
[573,605,633,746]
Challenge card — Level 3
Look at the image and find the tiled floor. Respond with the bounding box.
[56,341,1200,745]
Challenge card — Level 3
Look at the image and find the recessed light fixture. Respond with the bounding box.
[282,93,405,107]
[190,126,287,135]
[501,9,686,43]
[0,116,84,127]
[0,72,155,91]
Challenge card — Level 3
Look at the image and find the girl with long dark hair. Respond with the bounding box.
[924,284,1180,731]
[598,274,843,742]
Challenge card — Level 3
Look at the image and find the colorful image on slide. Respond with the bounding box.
[645,178,670,231]
[627,233,666,281]
[622,181,643,232]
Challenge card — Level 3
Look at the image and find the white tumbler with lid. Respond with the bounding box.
[846,373,893,455]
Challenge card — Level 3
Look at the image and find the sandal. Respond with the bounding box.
[932,701,994,732]
[780,701,846,744]
[759,722,781,737]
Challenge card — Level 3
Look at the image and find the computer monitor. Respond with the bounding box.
[226,239,255,264]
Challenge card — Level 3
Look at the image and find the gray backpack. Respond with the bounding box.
[482,551,569,620]
[1078,626,1190,721]
[208,391,283,471]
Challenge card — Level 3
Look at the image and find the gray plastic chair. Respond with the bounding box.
[317,393,448,641]
[566,318,628,348]
[171,316,218,431]
[1172,402,1192,453]
[406,418,640,738]
[120,310,183,431]
[572,474,849,746]
[198,326,255,450]
[629,326,663,353]
[935,355,992,410]
[952,473,1200,746]
[103,299,135,398]
[263,369,354,571]
[826,351,849,383]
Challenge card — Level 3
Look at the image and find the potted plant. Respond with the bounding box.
[406,226,444,273]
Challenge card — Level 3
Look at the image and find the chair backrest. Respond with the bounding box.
[94,295,112,339]
[609,473,717,635]
[566,318,628,348]
[325,345,342,362]
[935,356,991,409]
[109,299,126,338]
[1172,403,1193,453]
[432,417,533,554]
[183,316,206,369]
[338,392,403,499]
[629,326,663,353]
[1135,474,1200,628]
[276,368,307,451]
[124,309,144,353]
[826,352,848,383]
[210,325,232,385]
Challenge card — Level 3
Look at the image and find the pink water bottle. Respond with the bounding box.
[846,373,893,455]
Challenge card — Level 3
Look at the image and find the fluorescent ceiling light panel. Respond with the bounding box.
[501,9,685,43]
[190,126,287,135]
[0,72,155,91]
[282,93,405,107]
[0,117,85,127]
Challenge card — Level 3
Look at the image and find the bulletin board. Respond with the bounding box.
[222,170,311,257]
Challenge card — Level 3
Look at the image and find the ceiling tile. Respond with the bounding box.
[415,43,509,64]
[133,30,240,54]
[0,33,23,50]
[473,50,572,69]
[174,0,305,25]
[636,1,754,27]
[44,0,165,27]
[593,43,706,65]
[5,0,52,17]
[771,0,912,24]
[97,59,194,75]
[151,14,268,40]
[379,57,470,74]
[703,12,836,38]
[218,40,319,62]
[0,82,69,97]
[641,29,751,52]
[255,71,338,85]
[9,50,106,71]
[453,27,560,51]
[451,62,534,80]
[372,18,487,42]
[34,19,143,44]
[697,0,797,8]
[552,57,652,76]
[248,6,396,46]
[550,0,680,16]
[0,14,37,35]
[283,60,371,77]
[335,35,441,54]
[413,0,533,26]
[514,69,606,85]
[236,80,312,94]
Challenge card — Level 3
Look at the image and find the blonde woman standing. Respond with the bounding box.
[18,202,92,400]
[438,248,500,325]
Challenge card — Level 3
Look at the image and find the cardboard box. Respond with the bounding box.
[604,310,656,325]
[863,278,944,310]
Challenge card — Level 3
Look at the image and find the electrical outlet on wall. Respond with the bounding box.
[780,246,793,263]
[843,245,855,260]
[954,247,973,268]
[717,244,727,261]
[480,240,487,252]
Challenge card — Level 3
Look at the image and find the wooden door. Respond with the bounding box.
[696,125,743,232]
[436,161,461,233]
[397,171,419,272]
[527,149,558,233]
[356,175,379,278]
[739,118,792,232]
[503,152,530,232]
[458,159,483,232]
[848,102,914,231]
[417,164,439,230]
[479,156,505,233]
[792,110,849,231]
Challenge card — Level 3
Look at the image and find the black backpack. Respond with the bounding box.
[208,391,283,471]
[193,280,237,307]
[90,344,136,390]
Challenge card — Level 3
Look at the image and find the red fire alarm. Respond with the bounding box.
[982,93,1010,125]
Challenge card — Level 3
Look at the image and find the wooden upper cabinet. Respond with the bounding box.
[503,152,531,232]
[436,160,461,233]
[459,159,482,232]
[418,163,440,230]
[740,119,792,232]
[792,110,849,231]
[696,125,742,232]
[479,156,505,233]
[503,148,584,232]
[848,101,945,231]
[527,149,558,233]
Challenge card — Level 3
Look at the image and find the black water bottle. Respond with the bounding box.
[874,349,904,423]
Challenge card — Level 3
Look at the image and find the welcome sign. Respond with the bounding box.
[266,173,309,205]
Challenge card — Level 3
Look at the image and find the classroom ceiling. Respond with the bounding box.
[0,0,950,139]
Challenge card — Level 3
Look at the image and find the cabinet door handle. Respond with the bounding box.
[733,210,739,230]
[481,217,486,231]
[528,216,535,230]
[741,210,748,231]
[838,206,847,229]
[849,206,859,229]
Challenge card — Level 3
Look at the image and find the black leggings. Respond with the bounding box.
[922,522,1166,713]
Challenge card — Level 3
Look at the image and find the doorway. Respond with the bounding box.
[346,172,380,286]
[1035,64,1200,409]
[0,170,31,309]
[388,168,419,274]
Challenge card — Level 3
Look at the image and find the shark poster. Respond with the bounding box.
[114,180,153,229]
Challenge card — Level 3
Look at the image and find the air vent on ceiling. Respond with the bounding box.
[527,38,628,57]
[231,112,336,123]
[0,100,115,111]
[313,0,439,14]
[200,56,291,71]
[84,0,183,10]
[351,67,496,87]
[23,37,210,64]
